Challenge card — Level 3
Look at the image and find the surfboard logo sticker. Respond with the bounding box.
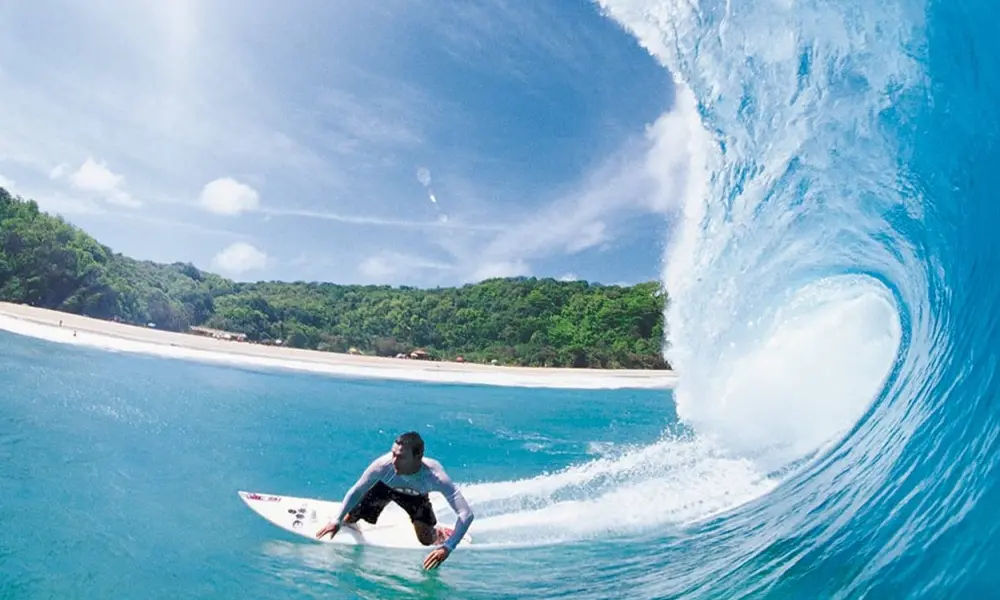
[245,492,281,502]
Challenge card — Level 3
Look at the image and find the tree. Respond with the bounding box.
[0,187,671,369]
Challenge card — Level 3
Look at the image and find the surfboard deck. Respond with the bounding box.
[237,490,470,549]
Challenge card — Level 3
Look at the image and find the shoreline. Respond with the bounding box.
[0,303,677,390]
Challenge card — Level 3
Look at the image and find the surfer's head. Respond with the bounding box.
[391,431,424,474]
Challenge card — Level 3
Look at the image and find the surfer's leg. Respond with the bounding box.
[413,521,437,545]
[349,482,394,524]
[392,492,438,545]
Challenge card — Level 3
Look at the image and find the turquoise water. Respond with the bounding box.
[6,0,1000,596]
[1,333,680,599]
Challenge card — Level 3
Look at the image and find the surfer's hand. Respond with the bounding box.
[316,522,340,539]
[423,547,450,570]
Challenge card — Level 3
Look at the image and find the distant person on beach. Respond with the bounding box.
[315,431,474,570]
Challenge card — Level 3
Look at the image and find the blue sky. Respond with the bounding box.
[0,0,679,287]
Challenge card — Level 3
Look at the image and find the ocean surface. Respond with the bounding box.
[4,0,1000,597]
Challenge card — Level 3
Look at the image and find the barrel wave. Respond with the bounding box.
[577,0,1000,597]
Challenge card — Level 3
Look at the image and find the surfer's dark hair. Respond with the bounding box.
[396,431,424,457]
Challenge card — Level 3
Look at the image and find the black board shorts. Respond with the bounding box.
[349,481,437,527]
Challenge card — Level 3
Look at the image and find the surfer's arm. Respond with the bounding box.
[329,457,387,525]
[431,466,474,552]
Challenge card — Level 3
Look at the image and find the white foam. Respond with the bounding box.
[674,277,901,469]
[436,436,777,548]
[0,315,675,390]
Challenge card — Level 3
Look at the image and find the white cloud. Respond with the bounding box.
[49,157,140,207]
[211,242,268,275]
[558,272,579,282]
[200,177,260,215]
[70,157,122,193]
[0,174,14,191]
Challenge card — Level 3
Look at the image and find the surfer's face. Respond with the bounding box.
[391,442,421,474]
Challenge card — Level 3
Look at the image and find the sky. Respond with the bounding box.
[0,0,680,287]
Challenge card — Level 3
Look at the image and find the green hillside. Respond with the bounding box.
[0,187,669,369]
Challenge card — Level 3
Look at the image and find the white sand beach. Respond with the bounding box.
[0,302,677,389]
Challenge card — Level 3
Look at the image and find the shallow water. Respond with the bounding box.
[1,331,686,599]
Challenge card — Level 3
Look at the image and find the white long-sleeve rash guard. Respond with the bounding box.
[331,452,474,552]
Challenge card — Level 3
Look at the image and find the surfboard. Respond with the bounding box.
[237,490,470,549]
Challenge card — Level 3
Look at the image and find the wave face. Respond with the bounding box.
[589,0,1000,596]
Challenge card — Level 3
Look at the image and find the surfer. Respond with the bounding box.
[315,431,474,570]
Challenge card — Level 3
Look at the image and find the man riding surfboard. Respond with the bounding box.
[315,431,474,570]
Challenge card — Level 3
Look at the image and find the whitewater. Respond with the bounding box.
[3,0,1000,597]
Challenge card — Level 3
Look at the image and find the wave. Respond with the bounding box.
[565,0,1000,596]
[410,0,1000,596]
[457,0,916,551]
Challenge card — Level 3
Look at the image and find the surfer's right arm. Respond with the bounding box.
[426,461,474,553]
[316,455,388,538]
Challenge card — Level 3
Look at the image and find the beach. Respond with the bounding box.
[0,302,677,389]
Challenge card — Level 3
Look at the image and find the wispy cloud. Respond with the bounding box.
[308,85,426,152]
[423,1,608,84]
[256,206,505,232]
[429,131,655,279]
[424,101,696,284]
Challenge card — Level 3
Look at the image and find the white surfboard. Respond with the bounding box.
[237,490,471,549]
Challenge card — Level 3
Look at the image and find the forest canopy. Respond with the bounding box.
[0,187,670,369]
